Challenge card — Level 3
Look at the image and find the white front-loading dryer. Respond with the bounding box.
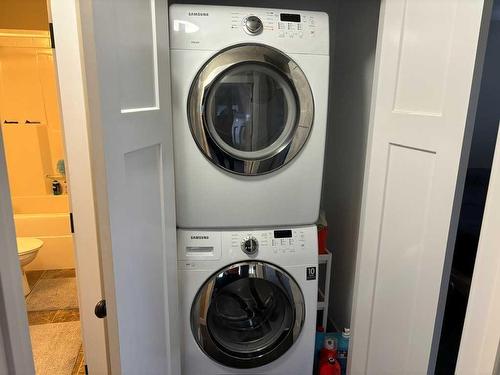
[177,226,318,374]
[169,5,330,228]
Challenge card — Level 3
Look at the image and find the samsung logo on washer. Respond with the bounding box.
[188,12,209,16]
[190,235,209,240]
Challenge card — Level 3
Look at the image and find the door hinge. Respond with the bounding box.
[49,22,55,49]
[69,212,75,233]
[84,364,88,374]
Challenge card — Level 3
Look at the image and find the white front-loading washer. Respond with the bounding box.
[169,5,330,228]
[177,225,318,374]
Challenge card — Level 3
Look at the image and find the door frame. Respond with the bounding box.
[0,1,108,374]
[455,121,500,374]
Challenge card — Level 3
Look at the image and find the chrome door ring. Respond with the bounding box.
[191,261,306,368]
[187,44,314,176]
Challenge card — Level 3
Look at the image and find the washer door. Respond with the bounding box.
[191,261,305,368]
[188,44,314,175]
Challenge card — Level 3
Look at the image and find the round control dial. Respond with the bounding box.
[241,236,259,255]
[244,16,263,35]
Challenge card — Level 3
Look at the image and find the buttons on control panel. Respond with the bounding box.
[241,236,259,255]
[244,16,263,35]
[230,11,316,40]
[232,230,306,257]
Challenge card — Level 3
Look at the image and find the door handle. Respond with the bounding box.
[95,299,107,318]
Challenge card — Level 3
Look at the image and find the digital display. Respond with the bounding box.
[274,230,293,238]
[280,13,301,23]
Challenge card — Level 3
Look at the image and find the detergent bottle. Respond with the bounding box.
[318,337,340,375]
[319,337,337,364]
[318,356,341,375]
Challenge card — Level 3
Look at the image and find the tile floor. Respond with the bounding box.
[26,269,86,375]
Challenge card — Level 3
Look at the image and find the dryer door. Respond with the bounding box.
[191,261,305,369]
[188,44,314,176]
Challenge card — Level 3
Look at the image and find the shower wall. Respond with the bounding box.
[0,29,65,196]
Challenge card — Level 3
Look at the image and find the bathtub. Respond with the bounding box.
[12,195,75,270]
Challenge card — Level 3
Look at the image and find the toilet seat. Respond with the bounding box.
[17,237,44,255]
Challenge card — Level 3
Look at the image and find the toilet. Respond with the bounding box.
[17,237,43,296]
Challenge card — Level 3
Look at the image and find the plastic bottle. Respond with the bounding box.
[52,180,62,195]
[56,159,65,175]
[319,337,337,364]
[318,356,341,375]
[337,328,350,375]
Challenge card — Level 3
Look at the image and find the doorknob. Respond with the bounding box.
[95,299,107,318]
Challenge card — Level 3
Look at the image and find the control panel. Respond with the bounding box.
[169,5,329,55]
[230,228,307,256]
[231,10,317,40]
[177,226,316,269]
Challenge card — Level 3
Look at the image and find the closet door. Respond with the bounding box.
[350,1,487,374]
[76,0,180,374]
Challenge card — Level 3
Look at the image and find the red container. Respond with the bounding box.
[318,357,341,375]
[318,336,338,375]
[319,344,337,364]
[318,226,328,254]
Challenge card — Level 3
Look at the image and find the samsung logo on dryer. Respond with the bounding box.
[190,235,209,240]
[188,12,209,16]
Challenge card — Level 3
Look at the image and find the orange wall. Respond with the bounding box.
[0,0,49,31]
[0,31,65,197]
[1,125,52,195]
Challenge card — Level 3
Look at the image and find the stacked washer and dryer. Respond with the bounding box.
[170,4,329,374]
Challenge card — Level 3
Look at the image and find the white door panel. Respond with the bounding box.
[350,0,486,374]
[50,1,108,373]
[78,0,179,373]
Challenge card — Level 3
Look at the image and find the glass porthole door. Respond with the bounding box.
[190,262,305,368]
[188,44,314,175]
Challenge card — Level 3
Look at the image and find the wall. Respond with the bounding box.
[468,20,500,169]
[322,0,380,329]
[171,0,334,11]
[0,0,49,31]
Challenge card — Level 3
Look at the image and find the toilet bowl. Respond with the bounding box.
[17,237,43,296]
